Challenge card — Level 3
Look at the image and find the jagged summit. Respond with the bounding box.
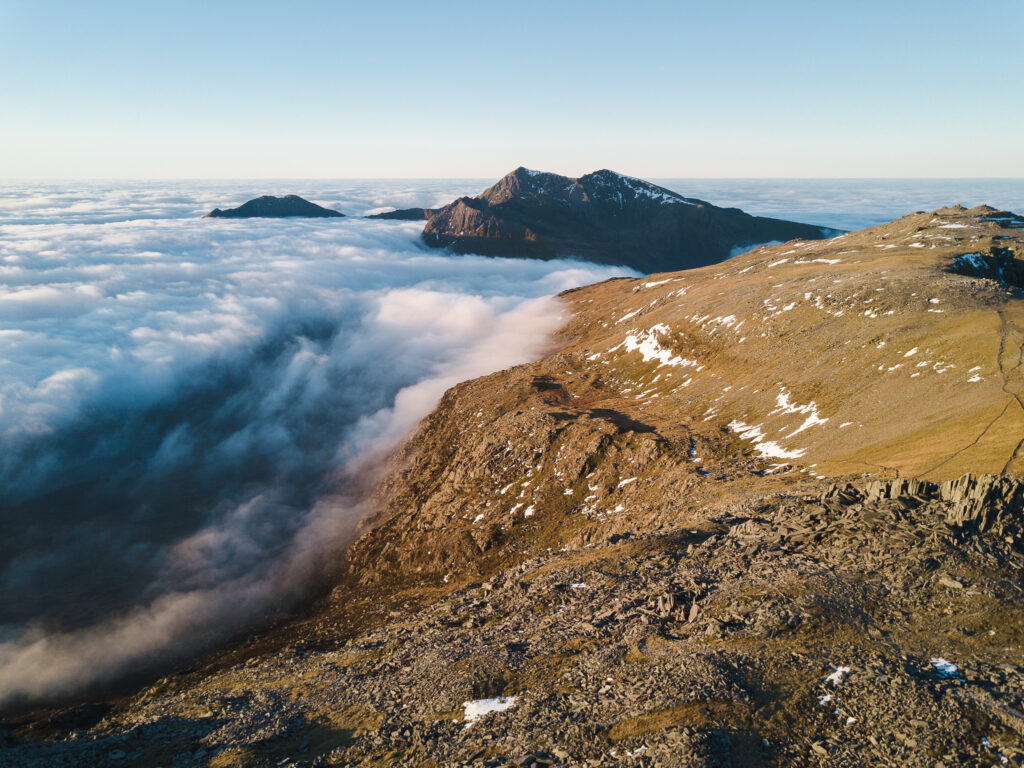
[204,194,345,219]
[479,167,701,209]
[477,166,572,204]
[421,167,833,272]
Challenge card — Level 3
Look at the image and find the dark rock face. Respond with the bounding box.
[365,207,433,221]
[421,167,835,273]
[204,195,345,219]
[841,473,1024,534]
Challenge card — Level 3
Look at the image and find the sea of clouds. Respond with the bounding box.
[0,181,634,706]
[653,177,1024,232]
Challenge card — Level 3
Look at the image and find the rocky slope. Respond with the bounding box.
[4,205,1024,767]
[204,195,345,218]
[420,168,835,272]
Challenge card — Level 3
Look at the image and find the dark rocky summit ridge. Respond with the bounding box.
[204,195,345,219]
[421,167,835,273]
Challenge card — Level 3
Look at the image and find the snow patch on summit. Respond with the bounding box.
[618,174,696,206]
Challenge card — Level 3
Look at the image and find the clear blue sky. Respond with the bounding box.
[1,0,1021,178]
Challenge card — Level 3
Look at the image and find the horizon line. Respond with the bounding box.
[3,175,1024,183]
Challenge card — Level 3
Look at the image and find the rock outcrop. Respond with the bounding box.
[829,473,1024,534]
[204,195,345,219]
[420,167,836,273]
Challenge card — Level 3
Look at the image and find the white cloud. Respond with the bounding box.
[0,181,635,706]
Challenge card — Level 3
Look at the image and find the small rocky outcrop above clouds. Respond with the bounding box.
[420,167,836,273]
[204,195,345,219]
[364,207,434,221]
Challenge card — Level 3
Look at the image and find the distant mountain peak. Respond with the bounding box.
[422,167,831,272]
[479,167,571,205]
[204,195,345,219]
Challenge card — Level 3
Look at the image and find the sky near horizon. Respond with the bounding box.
[1,0,1021,179]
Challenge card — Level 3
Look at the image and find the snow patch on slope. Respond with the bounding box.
[728,420,807,460]
[611,324,703,369]
[772,387,829,437]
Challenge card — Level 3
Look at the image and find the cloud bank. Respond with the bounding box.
[0,182,634,707]
[0,179,484,226]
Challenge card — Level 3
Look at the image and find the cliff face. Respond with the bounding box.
[8,206,1024,768]
[421,167,835,272]
[204,195,345,218]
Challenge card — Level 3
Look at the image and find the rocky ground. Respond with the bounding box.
[5,474,1024,767]
[3,205,1024,767]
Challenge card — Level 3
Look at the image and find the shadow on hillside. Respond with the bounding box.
[587,408,657,433]
[1,707,359,768]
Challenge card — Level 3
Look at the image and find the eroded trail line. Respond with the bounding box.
[923,398,1017,477]
[922,307,1024,477]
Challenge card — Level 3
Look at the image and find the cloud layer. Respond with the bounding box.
[0,182,633,706]
[0,179,484,226]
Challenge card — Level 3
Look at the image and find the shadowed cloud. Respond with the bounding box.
[0,183,635,707]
